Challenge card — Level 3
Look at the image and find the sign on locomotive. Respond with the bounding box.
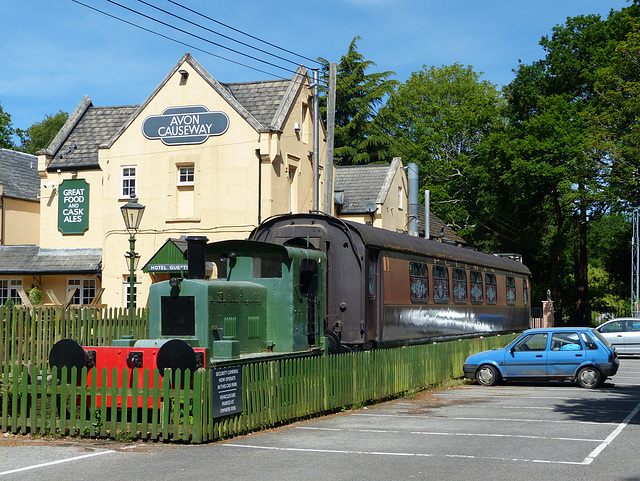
[49,213,531,406]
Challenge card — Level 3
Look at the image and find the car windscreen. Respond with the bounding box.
[590,328,612,347]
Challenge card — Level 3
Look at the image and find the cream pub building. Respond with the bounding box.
[28,52,328,308]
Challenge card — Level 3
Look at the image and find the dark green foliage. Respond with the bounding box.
[377,63,505,234]
[319,36,398,165]
[0,102,14,150]
[16,110,68,154]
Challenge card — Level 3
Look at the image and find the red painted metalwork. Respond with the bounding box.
[83,346,206,408]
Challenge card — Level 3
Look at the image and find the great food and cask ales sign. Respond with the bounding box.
[142,106,229,145]
[58,179,89,235]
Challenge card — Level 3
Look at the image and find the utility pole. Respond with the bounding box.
[313,69,320,212]
[323,63,336,215]
[632,208,639,317]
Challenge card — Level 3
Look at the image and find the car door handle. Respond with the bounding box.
[575,354,582,357]
[535,355,543,357]
[617,335,623,337]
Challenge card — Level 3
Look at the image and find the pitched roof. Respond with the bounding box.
[0,149,40,201]
[0,246,101,274]
[334,158,401,213]
[223,79,293,128]
[334,158,466,245]
[417,204,466,245]
[42,53,309,171]
[46,100,138,171]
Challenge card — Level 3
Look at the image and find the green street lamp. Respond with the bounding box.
[121,195,145,312]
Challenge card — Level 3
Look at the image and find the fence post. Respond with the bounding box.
[542,300,554,327]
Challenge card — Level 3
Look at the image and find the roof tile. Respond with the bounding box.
[0,149,40,201]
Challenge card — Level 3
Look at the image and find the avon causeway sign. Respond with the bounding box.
[142,106,229,146]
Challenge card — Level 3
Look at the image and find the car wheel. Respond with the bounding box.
[576,366,602,389]
[476,364,500,386]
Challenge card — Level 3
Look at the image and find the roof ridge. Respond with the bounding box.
[270,65,307,131]
[377,157,403,205]
[0,148,36,159]
[224,79,290,87]
[39,95,92,157]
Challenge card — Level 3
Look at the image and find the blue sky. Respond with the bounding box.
[0,0,631,132]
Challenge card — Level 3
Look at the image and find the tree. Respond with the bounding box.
[0,102,14,149]
[587,21,640,210]
[495,5,640,317]
[377,63,505,234]
[319,36,398,165]
[16,110,68,155]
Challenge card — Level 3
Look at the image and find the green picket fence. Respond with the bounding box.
[0,334,515,443]
[0,307,148,373]
[0,364,204,442]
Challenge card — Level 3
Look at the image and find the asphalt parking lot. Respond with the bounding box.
[2,357,640,481]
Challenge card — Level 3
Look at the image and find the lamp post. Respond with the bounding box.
[121,195,145,313]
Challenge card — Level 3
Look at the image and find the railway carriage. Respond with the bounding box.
[49,213,531,398]
[251,213,531,351]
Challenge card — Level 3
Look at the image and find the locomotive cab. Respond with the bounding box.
[206,240,326,359]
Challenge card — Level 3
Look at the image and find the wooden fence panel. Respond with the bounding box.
[0,334,517,443]
[0,307,148,373]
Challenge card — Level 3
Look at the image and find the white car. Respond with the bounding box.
[596,318,640,354]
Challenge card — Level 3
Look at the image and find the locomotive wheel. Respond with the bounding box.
[475,364,500,386]
[157,339,197,382]
[49,339,85,383]
[324,330,342,354]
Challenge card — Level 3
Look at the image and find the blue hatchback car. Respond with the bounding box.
[463,327,619,388]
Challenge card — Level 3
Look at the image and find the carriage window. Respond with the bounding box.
[452,268,467,304]
[485,273,497,305]
[523,278,529,306]
[506,276,516,305]
[470,271,483,304]
[432,265,449,303]
[409,261,429,303]
[253,254,282,278]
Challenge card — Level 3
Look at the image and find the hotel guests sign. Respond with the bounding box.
[58,179,89,235]
[142,106,229,145]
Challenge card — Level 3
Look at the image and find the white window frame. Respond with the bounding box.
[67,278,96,306]
[178,165,195,186]
[0,279,23,305]
[124,275,137,307]
[121,166,137,198]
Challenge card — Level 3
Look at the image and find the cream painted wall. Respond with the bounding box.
[379,164,409,233]
[3,198,39,245]
[38,170,105,249]
[36,56,328,308]
[335,162,409,233]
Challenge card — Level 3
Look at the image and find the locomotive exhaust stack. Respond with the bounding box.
[186,235,208,280]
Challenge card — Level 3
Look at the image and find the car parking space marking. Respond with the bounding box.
[443,405,632,414]
[296,426,603,443]
[0,449,116,477]
[581,400,640,465]
[224,443,589,466]
[352,413,620,426]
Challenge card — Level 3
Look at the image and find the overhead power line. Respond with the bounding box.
[71,0,293,80]
[72,0,518,241]
[134,0,308,69]
[102,0,302,77]
[166,0,322,67]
